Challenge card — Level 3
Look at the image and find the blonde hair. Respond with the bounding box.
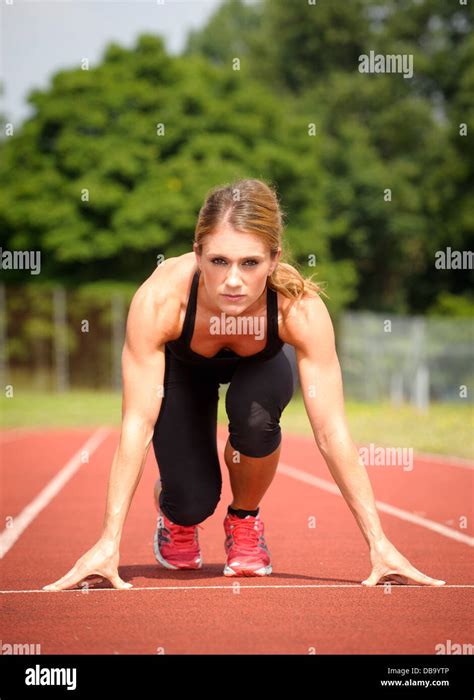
[194,178,327,301]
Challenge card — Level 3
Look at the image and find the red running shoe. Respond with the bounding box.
[223,512,272,576]
[153,508,203,570]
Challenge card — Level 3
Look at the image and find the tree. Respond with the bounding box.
[0,34,352,313]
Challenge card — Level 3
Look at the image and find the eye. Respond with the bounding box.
[211,258,259,267]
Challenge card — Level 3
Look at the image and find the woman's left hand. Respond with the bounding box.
[361,536,446,587]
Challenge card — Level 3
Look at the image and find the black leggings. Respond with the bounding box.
[151,343,299,526]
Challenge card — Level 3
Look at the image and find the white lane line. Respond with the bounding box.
[276,462,474,547]
[0,427,111,559]
[216,440,474,547]
[1,584,472,594]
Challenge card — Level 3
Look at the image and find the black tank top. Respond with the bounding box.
[166,268,284,365]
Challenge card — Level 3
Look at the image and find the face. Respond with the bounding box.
[194,223,281,314]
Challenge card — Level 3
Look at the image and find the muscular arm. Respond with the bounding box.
[42,272,181,591]
[280,293,445,587]
[101,279,175,548]
[287,294,385,548]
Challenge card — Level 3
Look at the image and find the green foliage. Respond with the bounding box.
[0,33,356,314]
[186,0,473,313]
[1,1,472,318]
[428,292,474,318]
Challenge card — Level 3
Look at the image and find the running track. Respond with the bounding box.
[1,427,473,654]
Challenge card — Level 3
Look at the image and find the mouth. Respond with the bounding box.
[222,294,245,301]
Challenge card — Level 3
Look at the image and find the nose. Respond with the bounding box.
[225,267,242,288]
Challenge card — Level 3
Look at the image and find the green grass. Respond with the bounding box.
[277,394,474,460]
[1,389,473,460]
[1,390,123,429]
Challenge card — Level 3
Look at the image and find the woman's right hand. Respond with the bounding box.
[42,538,132,592]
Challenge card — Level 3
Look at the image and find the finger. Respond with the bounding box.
[397,566,446,586]
[361,569,384,587]
[108,571,133,590]
[42,565,89,592]
[363,567,446,587]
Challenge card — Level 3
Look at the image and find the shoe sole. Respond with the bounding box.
[153,522,203,570]
[223,563,272,576]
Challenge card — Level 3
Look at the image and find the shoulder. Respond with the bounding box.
[277,290,335,356]
[126,252,196,347]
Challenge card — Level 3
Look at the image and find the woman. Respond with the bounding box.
[43,178,445,589]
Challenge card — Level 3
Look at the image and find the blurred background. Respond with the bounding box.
[0,0,472,457]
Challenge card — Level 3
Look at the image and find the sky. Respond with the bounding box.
[0,0,225,126]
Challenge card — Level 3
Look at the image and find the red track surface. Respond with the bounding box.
[1,427,472,654]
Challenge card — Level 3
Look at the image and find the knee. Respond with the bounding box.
[160,488,221,526]
[228,400,282,458]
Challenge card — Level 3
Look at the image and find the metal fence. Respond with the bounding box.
[0,283,131,392]
[338,311,474,408]
[1,285,473,405]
